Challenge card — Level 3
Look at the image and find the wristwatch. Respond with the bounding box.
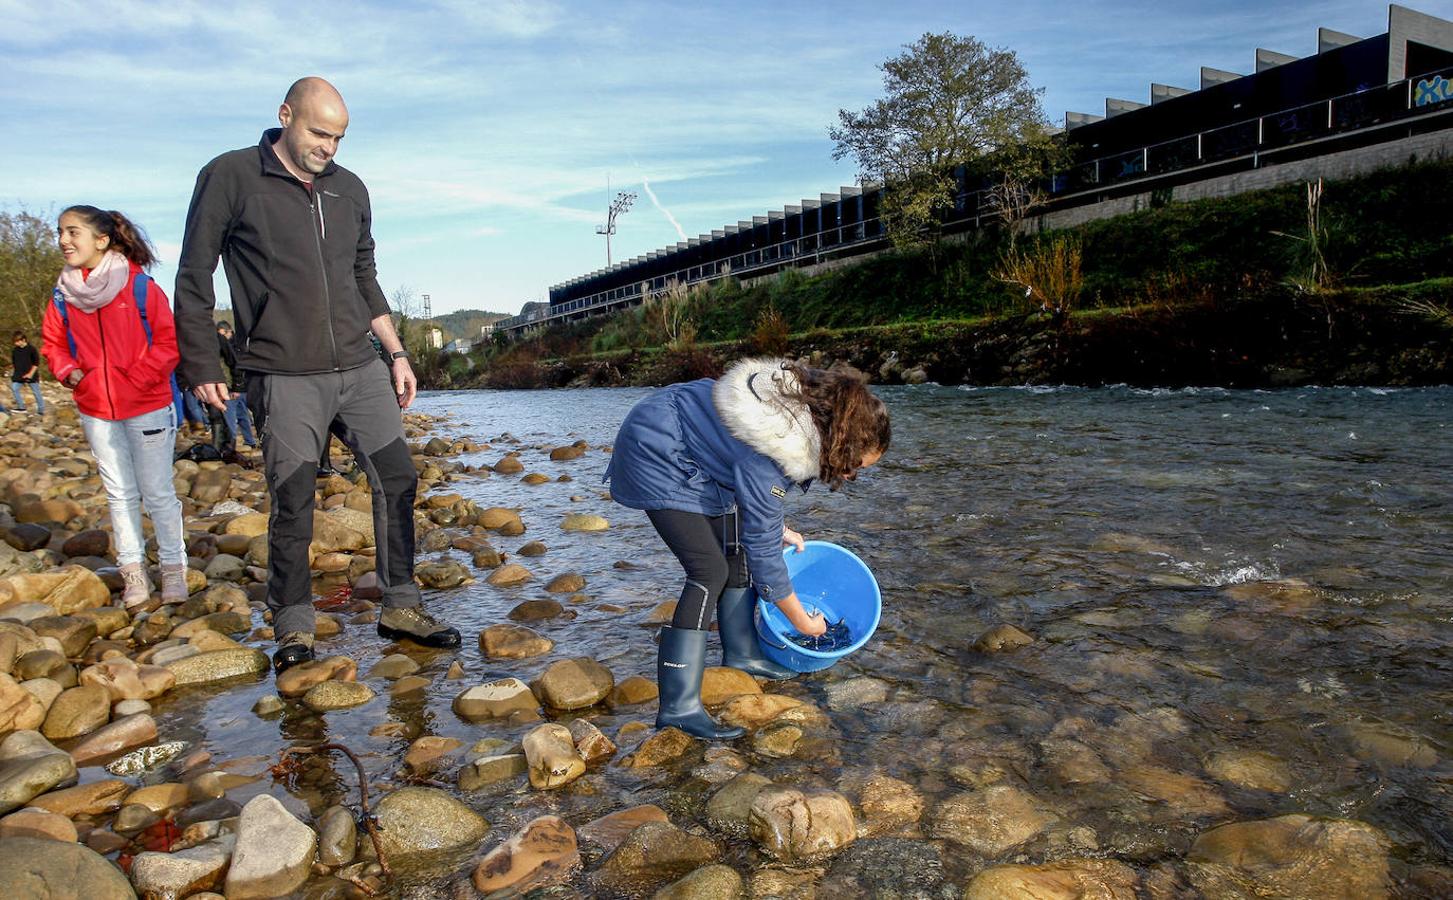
[390,350,410,361]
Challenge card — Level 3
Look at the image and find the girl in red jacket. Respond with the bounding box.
[42,207,187,608]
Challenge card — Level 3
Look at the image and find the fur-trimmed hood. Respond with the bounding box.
[712,357,820,483]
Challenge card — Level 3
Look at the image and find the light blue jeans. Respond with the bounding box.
[80,406,186,567]
[9,381,44,414]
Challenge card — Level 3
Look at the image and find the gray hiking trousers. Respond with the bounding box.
[245,358,420,637]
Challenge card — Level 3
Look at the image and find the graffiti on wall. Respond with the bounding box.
[1414,74,1451,107]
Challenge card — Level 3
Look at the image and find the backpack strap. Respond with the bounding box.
[133,272,153,345]
[52,289,77,358]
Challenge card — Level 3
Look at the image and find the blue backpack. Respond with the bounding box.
[53,272,184,419]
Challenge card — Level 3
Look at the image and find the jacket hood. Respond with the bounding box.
[712,357,820,482]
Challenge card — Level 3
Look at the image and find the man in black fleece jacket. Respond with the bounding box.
[174,77,460,673]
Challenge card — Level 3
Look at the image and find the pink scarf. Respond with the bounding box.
[56,251,131,313]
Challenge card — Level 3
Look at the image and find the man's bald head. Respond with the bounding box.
[274,77,350,180]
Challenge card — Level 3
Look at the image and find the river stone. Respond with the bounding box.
[113,803,161,836]
[16,650,69,682]
[403,735,464,775]
[459,753,528,791]
[2,567,110,615]
[417,560,470,589]
[820,838,946,898]
[480,623,554,659]
[275,655,357,697]
[26,778,128,817]
[487,564,532,587]
[71,607,129,639]
[576,805,671,853]
[621,727,695,768]
[523,723,586,790]
[102,742,188,777]
[130,836,234,899]
[508,599,563,622]
[124,783,189,813]
[222,512,268,537]
[41,684,110,741]
[1119,763,1229,817]
[543,573,585,594]
[548,445,585,461]
[1186,814,1390,899]
[317,804,357,867]
[492,457,524,475]
[368,653,420,679]
[453,678,538,722]
[561,513,609,532]
[964,858,1140,899]
[478,507,522,529]
[5,523,52,552]
[853,771,926,836]
[27,616,97,659]
[68,713,156,764]
[517,540,547,557]
[534,657,613,710]
[302,680,375,712]
[932,785,1057,856]
[749,785,856,862]
[568,718,617,764]
[608,675,658,708]
[0,731,77,814]
[0,835,135,899]
[79,658,174,702]
[169,612,251,642]
[164,648,268,686]
[1204,750,1294,793]
[225,793,316,899]
[372,786,489,858]
[594,821,720,897]
[650,863,744,899]
[1342,721,1438,768]
[201,553,245,582]
[471,814,580,896]
[0,805,78,842]
[701,667,761,706]
[717,693,805,730]
[706,772,773,838]
[0,672,47,735]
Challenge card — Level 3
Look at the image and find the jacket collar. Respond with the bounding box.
[712,357,821,483]
[257,128,337,181]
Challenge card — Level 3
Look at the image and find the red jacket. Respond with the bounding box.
[41,262,180,421]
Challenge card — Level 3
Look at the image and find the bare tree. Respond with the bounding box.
[0,208,63,333]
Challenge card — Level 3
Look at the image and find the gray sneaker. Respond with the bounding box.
[377,606,461,648]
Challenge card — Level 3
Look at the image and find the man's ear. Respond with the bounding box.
[278,103,293,127]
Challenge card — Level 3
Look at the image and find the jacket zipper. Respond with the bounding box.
[307,186,341,370]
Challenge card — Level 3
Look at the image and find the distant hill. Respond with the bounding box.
[428,308,512,343]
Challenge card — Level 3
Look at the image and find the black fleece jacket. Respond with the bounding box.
[174,130,391,385]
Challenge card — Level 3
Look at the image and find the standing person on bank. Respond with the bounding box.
[607,357,891,739]
[215,322,256,450]
[174,76,460,673]
[10,333,45,415]
[41,207,188,608]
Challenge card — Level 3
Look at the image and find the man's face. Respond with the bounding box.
[277,98,348,176]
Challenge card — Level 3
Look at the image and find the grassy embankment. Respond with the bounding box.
[453,157,1453,389]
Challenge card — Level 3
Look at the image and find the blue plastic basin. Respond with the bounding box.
[753,540,881,673]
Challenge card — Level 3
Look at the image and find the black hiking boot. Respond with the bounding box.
[377,605,462,648]
[272,632,315,674]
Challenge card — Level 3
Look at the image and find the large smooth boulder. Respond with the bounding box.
[164,648,268,687]
[224,794,316,899]
[749,786,856,863]
[0,731,78,815]
[68,713,156,764]
[0,567,109,616]
[471,815,580,896]
[534,657,613,710]
[0,835,135,899]
[371,786,489,858]
[41,685,110,741]
[1187,814,1391,899]
[593,821,719,897]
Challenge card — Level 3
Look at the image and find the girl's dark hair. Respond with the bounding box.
[59,206,157,269]
[782,361,891,489]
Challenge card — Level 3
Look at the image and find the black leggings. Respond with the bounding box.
[647,508,747,630]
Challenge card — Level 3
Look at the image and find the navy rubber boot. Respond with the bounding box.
[717,586,796,680]
[656,626,745,740]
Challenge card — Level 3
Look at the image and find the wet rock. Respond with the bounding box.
[471,814,580,896]
[68,713,156,764]
[79,658,175,702]
[0,836,135,899]
[492,457,524,475]
[26,778,128,817]
[416,559,470,589]
[317,804,357,866]
[164,648,268,686]
[251,695,283,716]
[114,802,161,835]
[71,607,129,638]
[390,674,430,696]
[706,772,773,838]
[459,753,528,791]
[486,563,532,587]
[749,785,856,863]
[640,601,676,624]
[478,507,522,530]
[577,805,670,853]
[301,680,375,712]
[544,573,585,593]
[471,546,503,569]
[0,672,47,734]
[653,863,743,900]
[124,782,189,813]
[561,513,609,532]
[594,821,720,898]
[170,611,251,641]
[534,657,614,710]
[403,735,463,776]
[517,540,547,557]
[28,615,97,659]
[0,805,78,842]
[367,653,420,679]
[820,837,947,897]
[717,693,805,730]
[701,667,761,706]
[372,786,489,858]
[508,598,564,622]
[619,726,695,768]
[2,566,109,615]
[965,858,1140,899]
[1342,721,1438,768]
[453,678,539,722]
[523,723,586,789]
[1119,764,1229,818]
[932,785,1057,856]
[608,675,658,708]
[1204,750,1294,793]
[131,836,234,898]
[823,676,890,710]
[480,623,554,659]
[5,523,53,552]
[41,684,110,740]
[275,655,357,697]
[752,721,804,759]
[852,771,926,836]
[225,793,316,899]
[973,623,1034,652]
[1041,738,1113,785]
[0,731,77,815]
[567,718,617,765]
[1187,814,1390,899]
[103,741,188,777]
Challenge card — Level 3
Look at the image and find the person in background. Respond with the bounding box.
[215,322,256,449]
[10,332,45,415]
[606,357,891,739]
[41,206,187,608]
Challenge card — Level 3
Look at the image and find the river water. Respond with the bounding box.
[149,384,1453,894]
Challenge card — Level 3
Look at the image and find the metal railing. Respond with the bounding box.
[498,64,1453,335]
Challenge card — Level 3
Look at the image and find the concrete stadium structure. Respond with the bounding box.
[497,4,1453,337]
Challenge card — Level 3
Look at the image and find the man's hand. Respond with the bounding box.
[193,382,229,411]
[392,358,417,409]
[782,526,806,553]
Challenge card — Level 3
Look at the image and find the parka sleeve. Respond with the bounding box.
[174,161,232,387]
[732,453,794,602]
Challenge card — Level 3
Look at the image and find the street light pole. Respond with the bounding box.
[596,182,636,266]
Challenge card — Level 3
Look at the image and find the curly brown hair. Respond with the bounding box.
[782,361,891,489]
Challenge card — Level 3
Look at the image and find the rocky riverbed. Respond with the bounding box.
[0,382,1445,899]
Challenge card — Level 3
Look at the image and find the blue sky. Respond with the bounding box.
[2,0,1445,317]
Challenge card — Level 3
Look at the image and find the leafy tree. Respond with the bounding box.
[0,208,63,335]
[831,32,1053,250]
